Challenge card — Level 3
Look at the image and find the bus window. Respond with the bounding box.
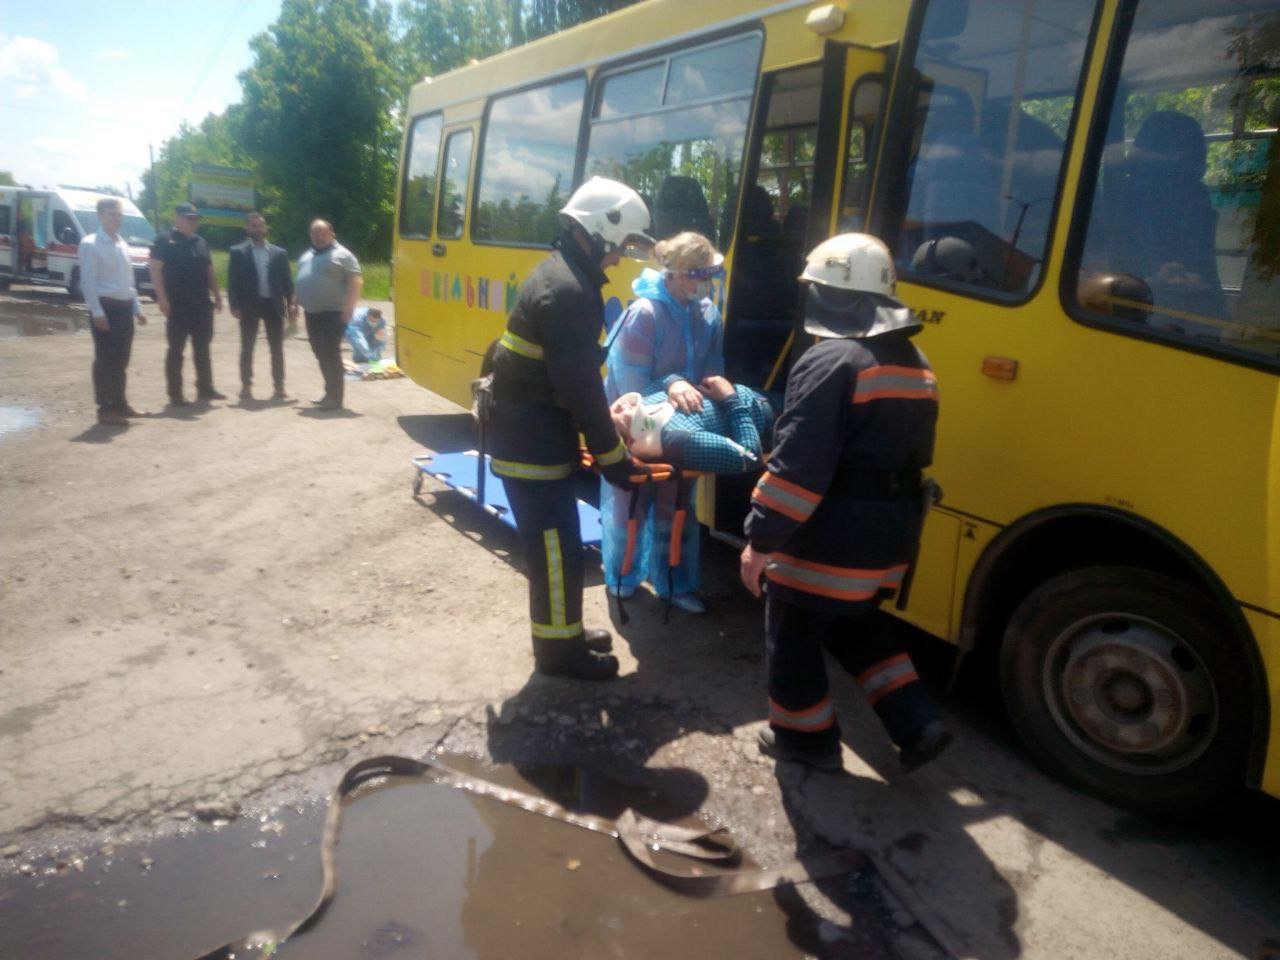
[838,75,885,233]
[1074,0,1280,364]
[585,31,763,246]
[474,76,585,245]
[886,0,1094,297]
[400,113,443,239]
[438,129,474,240]
[725,65,821,390]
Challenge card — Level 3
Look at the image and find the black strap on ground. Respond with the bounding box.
[193,753,868,959]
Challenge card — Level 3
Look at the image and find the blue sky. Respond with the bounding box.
[0,1,283,197]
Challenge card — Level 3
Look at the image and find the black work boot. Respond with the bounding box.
[898,720,953,773]
[583,628,613,653]
[756,726,843,773]
[532,637,619,681]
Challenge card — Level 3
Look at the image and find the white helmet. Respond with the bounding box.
[559,176,654,260]
[799,232,918,339]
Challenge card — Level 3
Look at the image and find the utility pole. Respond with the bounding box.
[148,144,160,231]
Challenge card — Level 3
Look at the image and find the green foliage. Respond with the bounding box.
[234,0,400,260]
[135,0,645,263]
[0,171,17,186]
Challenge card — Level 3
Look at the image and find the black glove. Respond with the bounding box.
[598,454,641,490]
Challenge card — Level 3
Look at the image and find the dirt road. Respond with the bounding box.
[1,287,1276,959]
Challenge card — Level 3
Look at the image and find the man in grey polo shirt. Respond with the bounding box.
[295,219,362,410]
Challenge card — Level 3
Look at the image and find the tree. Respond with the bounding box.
[235,0,400,258]
[512,0,639,43]
[0,171,18,187]
[394,0,512,85]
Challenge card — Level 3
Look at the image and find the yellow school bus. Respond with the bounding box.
[394,0,1280,811]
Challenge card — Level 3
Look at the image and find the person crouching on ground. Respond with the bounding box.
[345,306,387,363]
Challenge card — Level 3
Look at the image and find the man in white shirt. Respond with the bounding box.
[79,197,147,426]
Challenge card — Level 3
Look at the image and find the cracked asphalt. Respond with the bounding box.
[1,288,1277,959]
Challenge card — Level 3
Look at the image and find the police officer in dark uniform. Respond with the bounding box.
[740,233,952,773]
[488,177,654,681]
[149,202,225,405]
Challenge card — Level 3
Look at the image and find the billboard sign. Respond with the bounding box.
[188,164,255,226]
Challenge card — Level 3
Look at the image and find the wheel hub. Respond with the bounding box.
[1046,615,1217,772]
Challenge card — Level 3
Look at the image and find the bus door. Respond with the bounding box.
[419,121,480,404]
[813,40,967,640]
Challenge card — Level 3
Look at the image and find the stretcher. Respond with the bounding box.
[411,449,604,546]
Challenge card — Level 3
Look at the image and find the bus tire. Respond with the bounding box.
[68,268,83,302]
[999,566,1249,813]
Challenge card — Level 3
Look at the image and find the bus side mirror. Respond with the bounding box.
[1078,272,1153,323]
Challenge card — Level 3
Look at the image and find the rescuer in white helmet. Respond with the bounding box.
[486,177,654,680]
[740,232,953,773]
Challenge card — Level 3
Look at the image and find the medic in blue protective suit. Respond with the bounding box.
[602,232,725,614]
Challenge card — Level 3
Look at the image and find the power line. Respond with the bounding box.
[182,0,254,114]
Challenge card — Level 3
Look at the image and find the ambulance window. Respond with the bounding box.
[475,75,586,245]
[53,210,77,244]
[438,129,473,240]
[0,205,9,234]
[400,113,443,239]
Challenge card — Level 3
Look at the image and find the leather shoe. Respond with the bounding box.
[121,406,147,418]
[239,387,253,400]
[97,411,128,426]
[898,720,953,773]
[317,398,343,411]
[272,387,288,401]
[757,727,842,772]
[168,396,193,407]
[198,389,228,401]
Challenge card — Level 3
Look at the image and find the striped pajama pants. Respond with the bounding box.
[765,596,936,752]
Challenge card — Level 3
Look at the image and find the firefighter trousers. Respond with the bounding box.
[765,595,937,753]
[501,475,586,644]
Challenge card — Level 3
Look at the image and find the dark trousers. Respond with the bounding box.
[239,297,285,389]
[165,305,214,399]
[91,299,135,413]
[501,476,586,644]
[305,310,345,405]
[765,595,936,751]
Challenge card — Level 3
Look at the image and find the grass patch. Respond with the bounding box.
[209,249,390,302]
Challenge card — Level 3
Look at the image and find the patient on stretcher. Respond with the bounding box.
[609,375,776,474]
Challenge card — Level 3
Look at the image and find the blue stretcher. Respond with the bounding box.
[411,449,603,546]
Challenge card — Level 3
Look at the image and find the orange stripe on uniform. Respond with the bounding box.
[856,653,920,704]
[768,696,836,732]
[766,553,906,602]
[752,472,822,523]
[851,365,939,405]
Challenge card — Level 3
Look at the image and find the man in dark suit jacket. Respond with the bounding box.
[228,211,297,401]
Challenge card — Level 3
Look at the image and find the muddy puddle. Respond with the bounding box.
[0,292,84,338]
[0,757,873,959]
[0,406,39,437]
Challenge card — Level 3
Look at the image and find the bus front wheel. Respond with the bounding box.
[999,566,1249,812]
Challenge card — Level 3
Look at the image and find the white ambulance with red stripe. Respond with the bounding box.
[0,186,155,299]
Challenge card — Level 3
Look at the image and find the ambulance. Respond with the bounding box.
[0,186,155,299]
